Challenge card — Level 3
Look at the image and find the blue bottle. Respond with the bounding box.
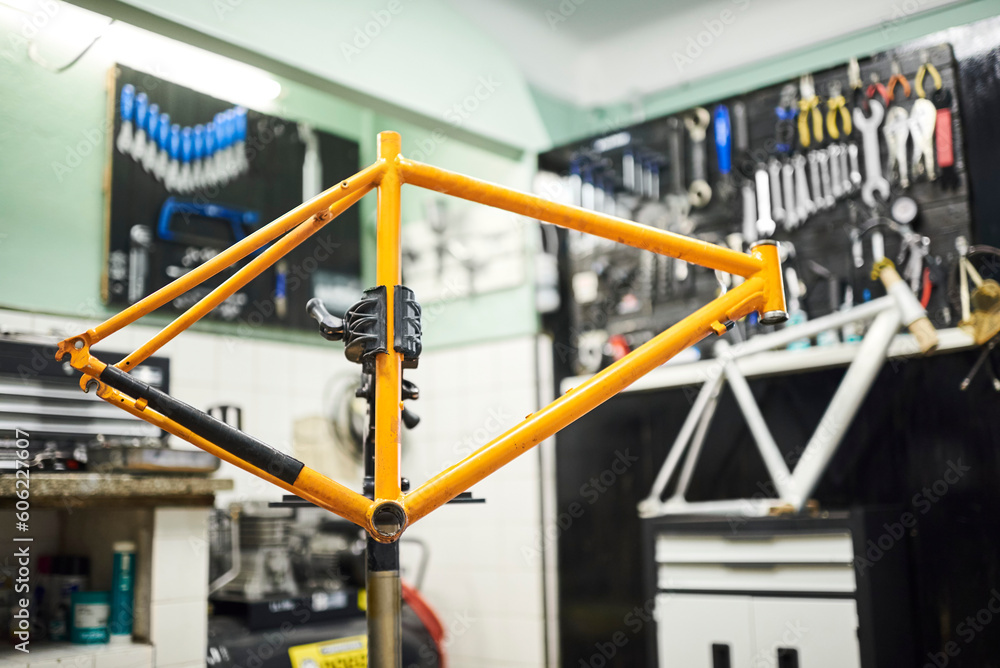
[109,541,135,642]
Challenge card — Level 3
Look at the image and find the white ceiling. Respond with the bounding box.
[449,0,963,108]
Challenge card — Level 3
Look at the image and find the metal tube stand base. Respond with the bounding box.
[366,537,401,668]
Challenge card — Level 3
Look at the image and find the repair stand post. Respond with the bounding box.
[367,537,401,667]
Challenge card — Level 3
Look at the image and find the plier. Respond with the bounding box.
[867,72,889,107]
[797,74,823,148]
[887,58,911,103]
[915,54,942,99]
[826,81,852,139]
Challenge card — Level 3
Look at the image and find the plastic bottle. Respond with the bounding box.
[70,591,110,644]
[109,542,136,642]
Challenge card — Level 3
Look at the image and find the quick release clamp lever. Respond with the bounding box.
[307,287,423,498]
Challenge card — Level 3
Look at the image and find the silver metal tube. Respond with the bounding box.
[673,381,722,499]
[729,296,892,357]
[638,372,724,516]
[722,359,794,498]
[790,307,901,509]
[367,539,401,668]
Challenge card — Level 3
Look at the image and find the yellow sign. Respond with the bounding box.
[288,634,367,668]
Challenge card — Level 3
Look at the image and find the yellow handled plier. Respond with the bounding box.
[915,57,942,99]
[797,73,824,148]
[826,81,852,139]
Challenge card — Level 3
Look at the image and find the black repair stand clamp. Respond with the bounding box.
[306,286,421,665]
[279,288,480,663]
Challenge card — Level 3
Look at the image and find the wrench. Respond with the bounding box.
[807,151,824,211]
[853,100,890,207]
[781,161,798,230]
[909,97,937,181]
[685,107,712,207]
[665,118,694,234]
[847,142,862,189]
[883,105,910,188]
[817,149,835,209]
[754,167,776,237]
[767,158,784,223]
[838,142,852,194]
[742,181,758,244]
[793,154,815,221]
[829,144,844,199]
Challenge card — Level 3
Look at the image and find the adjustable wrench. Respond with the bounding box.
[853,100,890,207]
[781,161,798,230]
[793,154,815,220]
[767,158,784,223]
[754,167,776,237]
[685,107,712,207]
[909,97,937,181]
[883,105,910,188]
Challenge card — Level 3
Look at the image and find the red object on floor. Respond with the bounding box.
[402,580,447,668]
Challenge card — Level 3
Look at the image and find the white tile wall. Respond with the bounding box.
[150,508,209,667]
[0,310,549,668]
[0,308,365,506]
[403,335,546,668]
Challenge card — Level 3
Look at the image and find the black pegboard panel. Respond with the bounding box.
[105,64,361,332]
[539,43,972,371]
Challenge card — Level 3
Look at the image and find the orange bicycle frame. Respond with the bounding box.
[56,131,787,543]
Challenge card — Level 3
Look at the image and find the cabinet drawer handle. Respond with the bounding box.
[712,643,731,668]
[778,647,800,668]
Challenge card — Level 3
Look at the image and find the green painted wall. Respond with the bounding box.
[0,7,538,350]
[2,0,997,352]
[545,0,1000,146]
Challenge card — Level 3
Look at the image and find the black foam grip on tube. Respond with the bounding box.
[99,365,304,485]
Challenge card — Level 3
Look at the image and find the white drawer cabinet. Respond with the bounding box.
[655,594,861,668]
[644,512,915,668]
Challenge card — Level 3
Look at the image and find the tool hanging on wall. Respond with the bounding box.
[911,53,942,183]
[887,58,912,103]
[797,74,824,149]
[883,58,911,189]
[732,102,757,245]
[116,83,135,155]
[826,81,852,140]
[713,105,734,202]
[141,103,160,173]
[685,107,712,207]
[915,55,943,100]
[130,91,149,163]
[768,86,795,228]
[932,85,958,190]
[848,57,864,110]
[115,84,252,193]
[153,112,170,181]
[884,105,911,189]
[867,72,890,108]
[666,117,694,234]
[854,100,890,208]
[754,166,776,238]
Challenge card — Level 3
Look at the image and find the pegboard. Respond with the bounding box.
[538,42,971,373]
[104,64,361,331]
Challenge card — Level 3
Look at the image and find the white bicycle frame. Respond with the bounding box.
[638,283,942,520]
